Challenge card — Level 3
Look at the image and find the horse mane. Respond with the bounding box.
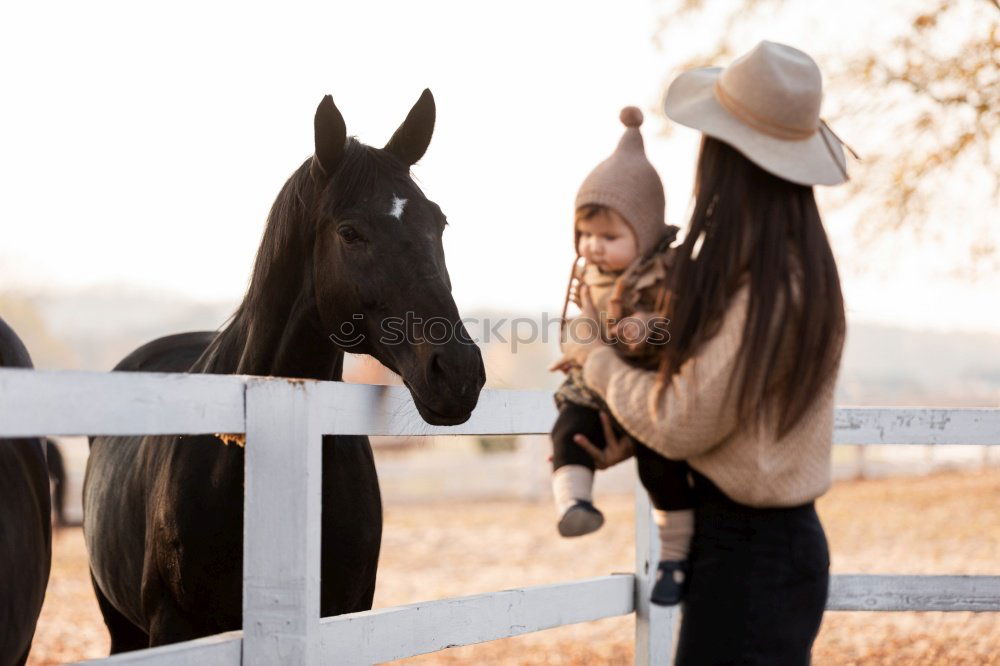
[193,139,409,377]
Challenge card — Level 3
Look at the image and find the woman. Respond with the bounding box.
[562,41,850,664]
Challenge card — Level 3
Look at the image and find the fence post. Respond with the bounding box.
[634,483,675,666]
[244,380,322,665]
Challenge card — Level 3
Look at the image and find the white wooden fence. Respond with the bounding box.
[1,367,998,665]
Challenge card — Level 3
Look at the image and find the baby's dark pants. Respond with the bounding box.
[550,402,694,511]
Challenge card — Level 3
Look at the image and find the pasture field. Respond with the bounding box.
[29,467,1000,665]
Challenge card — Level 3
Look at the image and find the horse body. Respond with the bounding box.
[84,92,485,651]
[0,316,52,666]
[86,333,382,646]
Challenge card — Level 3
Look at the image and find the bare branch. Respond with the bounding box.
[652,0,1000,270]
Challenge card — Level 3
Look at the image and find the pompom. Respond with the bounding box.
[620,106,643,128]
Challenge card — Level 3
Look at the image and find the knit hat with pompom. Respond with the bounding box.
[575,106,668,256]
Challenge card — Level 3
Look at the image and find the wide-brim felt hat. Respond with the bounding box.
[663,41,849,186]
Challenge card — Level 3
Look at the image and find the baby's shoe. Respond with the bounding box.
[651,559,689,606]
[557,500,604,537]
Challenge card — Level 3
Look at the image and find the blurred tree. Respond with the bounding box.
[654,0,999,275]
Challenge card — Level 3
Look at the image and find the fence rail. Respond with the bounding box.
[0,367,996,665]
[828,575,1000,612]
[834,407,1000,446]
[318,575,634,663]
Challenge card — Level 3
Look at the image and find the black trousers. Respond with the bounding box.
[550,402,694,511]
[674,470,829,665]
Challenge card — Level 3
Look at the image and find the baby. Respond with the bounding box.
[550,107,694,605]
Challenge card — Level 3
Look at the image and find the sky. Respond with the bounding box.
[1,0,997,333]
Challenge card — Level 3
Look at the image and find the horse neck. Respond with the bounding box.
[196,286,344,381]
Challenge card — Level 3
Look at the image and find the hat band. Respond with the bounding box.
[713,80,817,141]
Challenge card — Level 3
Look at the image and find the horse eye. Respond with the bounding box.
[337,225,363,244]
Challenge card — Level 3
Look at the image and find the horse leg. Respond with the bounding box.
[320,435,382,617]
[90,573,148,654]
[141,559,206,647]
[146,598,202,647]
[350,571,377,613]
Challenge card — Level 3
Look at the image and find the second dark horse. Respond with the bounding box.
[83,91,485,652]
[0,316,51,666]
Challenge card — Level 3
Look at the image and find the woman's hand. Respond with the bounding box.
[547,356,575,374]
[549,285,606,371]
[573,411,636,470]
[611,309,659,352]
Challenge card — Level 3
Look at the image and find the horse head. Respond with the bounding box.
[307,90,485,425]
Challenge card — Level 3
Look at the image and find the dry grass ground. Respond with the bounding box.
[28,468,1000,665]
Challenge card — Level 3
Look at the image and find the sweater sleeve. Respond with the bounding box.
[581,285,750,460]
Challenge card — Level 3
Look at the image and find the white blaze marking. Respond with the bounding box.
[389,196,407,220]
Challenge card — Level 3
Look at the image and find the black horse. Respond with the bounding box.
[83,91,485,652]
[0,316,52,666]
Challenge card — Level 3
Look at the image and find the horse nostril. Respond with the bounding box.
[430,350,445,376]
[426,349,483,400]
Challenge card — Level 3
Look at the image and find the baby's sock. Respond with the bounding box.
[653,508,695,561]
[551,465,595,517]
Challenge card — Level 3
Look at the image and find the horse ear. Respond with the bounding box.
[314,95,347,177]
[384,89,435,166]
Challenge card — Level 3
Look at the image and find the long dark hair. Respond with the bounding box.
[195,139,406,376]
[659,136,846,438]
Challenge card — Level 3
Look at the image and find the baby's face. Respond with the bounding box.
[576,209,637,271]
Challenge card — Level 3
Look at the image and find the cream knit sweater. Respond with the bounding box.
[582,281,843,508]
